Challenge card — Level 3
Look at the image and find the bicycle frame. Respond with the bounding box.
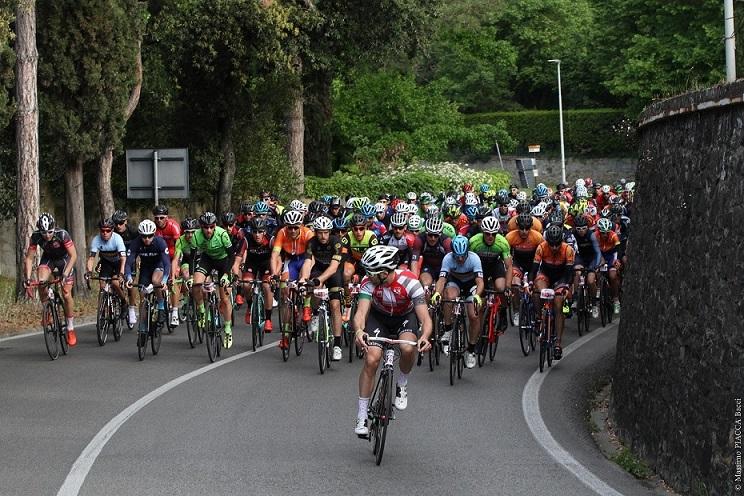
[538,288,556,373]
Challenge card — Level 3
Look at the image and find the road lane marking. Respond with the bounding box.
[522,322,624,496]
[57,340,278,496]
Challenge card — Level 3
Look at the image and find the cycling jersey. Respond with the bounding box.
[469,233,510,274]
[155,218,181,260]
[442,222,456,239]
[412,234,452,273]
[89,232,126,264]
[114,224,138,251]
[597,230,620,255]
[240,233,273,264]
[505,229,543,271]
[193,226,233,260]
[439,252,484,283]
[28,229,74,260]
[530,241,575,286]
[174,234,199,267]
[342,230,378,262]
[125,236,170,281]
[380,231,416,267]
[370,220,387,238]
[305,235,346,268]
[359,269,426,317]
[273,225,313,258]
[573,229,602,269]
[507,215,543,233]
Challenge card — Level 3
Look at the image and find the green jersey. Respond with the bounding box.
[468,232,510,267]
[174,234,199,261]
[442,222,456,239]
[193,226,232,260]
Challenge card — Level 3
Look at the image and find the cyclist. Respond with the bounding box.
[353,245,432,437]
[124,219,171,343]
[528,224,575,360]
[596,217,622,314]
[379,212,416,269]
[23,213,79,346]
[171,218,199,327]
[112,209,139,325]
[271,209,314,349]
[571,214,602,319]
[469,216,512,332]
[237,217,275,330]
[299,216,347,360]
[431,235,484,368]
[508,200,542,232]
[411,217,452,290]
[505,213,544,324]
[153,205,181,322]
[341,213,379,285]
[191,212,241,349]
[85,218,127,317]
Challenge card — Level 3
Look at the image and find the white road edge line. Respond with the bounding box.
[57,340,279,496]
[0,321,97,343]
[522,322,624,496]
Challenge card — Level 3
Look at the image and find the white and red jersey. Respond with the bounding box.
[359,269,425,317]
[156,218,181,260]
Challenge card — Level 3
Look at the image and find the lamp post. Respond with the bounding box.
[548,59,566,184]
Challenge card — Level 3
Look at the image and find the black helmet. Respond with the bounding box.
[199,211,217,226]
[548,210,564,226]
[239,201,252,214]
[221,211,236,225]
[573,214,588,228]
[476,205,491,220]
[350,213,366,227]
[98,218,114,229]
[152,204,168,216]
[516,213,533,230]
[329,196,341,207]
[545,225,563,246]
[251,218,267,232]
[37,212,55,231]
[516,199,531,214]
[112,209,128,224]
[181,218,198,231]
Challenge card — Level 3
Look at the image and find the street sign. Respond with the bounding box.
[126,148,189,202]
[528,144,541,153]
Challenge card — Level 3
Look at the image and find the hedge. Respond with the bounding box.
[463,109,637,157]
[305,162,511,199]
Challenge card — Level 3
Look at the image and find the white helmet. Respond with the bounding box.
[289,199,307,212]
[516,191,527,201]
[444,196,458,206]
[395,202,408,213]
[406,191,417,201]
[575,185,588,198]
[480,216,500,234]
[390,212,407,227]
[283,210,304,226]
[138,219,157,236]
[407,214,422,231]
[406,203,419,214]
[464,193,478,206]
[375,202,386,214]
[508,199,519,209]
[346,198,356,209]
[601,185,611,194]
[426,205,440,217]
[585,204,598,216]
[575,178,585,188]
[531,204,546,217]
[361,245,399,272]
[425,216,443,235]
[313,216,333,231]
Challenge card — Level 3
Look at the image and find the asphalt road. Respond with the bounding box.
[0,309,662,496]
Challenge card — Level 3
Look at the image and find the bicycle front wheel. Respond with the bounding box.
[42,303,59,360]
[294,305,305,357]
[576,285,585,336]
[151,323,162,356]
[318,312,328,374]
[375,371,394,466]
[96,293,109,347]
[111,296,122,342]
[477,307,489,367]
[56,301,69,356]
[186,300,197,348]
[518,299,532,356]
[206,309,218,363]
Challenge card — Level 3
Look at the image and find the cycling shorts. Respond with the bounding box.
[39,256,74,284]
[196,255,230,278]
[445,277,477,296]
[364,309,419,350]
[96,259,120,279]
[138,265,167,286]
[282,256,304,281]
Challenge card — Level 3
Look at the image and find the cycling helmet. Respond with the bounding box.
[320,195,333,205]
[534,183,549,199]
[516,191,527,201]
[138,219,157,235]
[624,181,635,192]
[517,213,533,230]
[307,200,321,214]
[239,201,252,214]
[361,245,399,272]
[480,216,499,234]
[601,184,611,194]
[597,217,613,233]
[462,183,474,193]
[221,212,236,225]
[350,213,367,227]
[152,204,168,216]
[426,205,440,218]
[516,199,531,214]
[544,225,563,246]
[548,210,564,226]
[361,203,376,218]
[395,202,408,213]
[452,235,469,256]
[378,193,391,202]
[283,209,304,226]
[251,218,267,232]
[329,196,341,207]
[479,183,490,193]
[585,177,593,188]
[508,199,519,209]
[332,217,348,230]
[573,214,588,228]
[615,183,624,193]
[390,212,407,227]
[464,205,478,220]
[181,218,198,231]
[375,202,387,214]
[425,216,443,235]
[446,205,461,218]
[99,218,114,230]
[199,211,217,226]
[254,201,270,215]
[610,204,624,215]
[406,191,417,201]
[112,209,128,224]
[531,203,547,217]
[585,204,598,216]
[419,192,433,204]
[407,215,422,231]
[476,205,491,219]
[37,212,55,231]
[575,185,588,198]
[444,196,458,207]
[313,216,333,231]
[575,178,585,188]
[289,199,306,212]
[464,192,479,206]
[402,203,415,214]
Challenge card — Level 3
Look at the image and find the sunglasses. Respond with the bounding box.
[352,227,365,232]
[43,230,55,235]
[116,221,126,225]
[426,233,440,238]
[155,216,167,220]
[393,226,405,230]
[286,226,300,231]
[254,230,266,234]
[202,225,216,230]
[100,228,112,233]
[262,197,271,201]
[184,230,196,234]
[142,234,154,239]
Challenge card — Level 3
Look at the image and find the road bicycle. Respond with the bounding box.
[597,265,613,326]
[363,335,418,466]
[574,268,591,336]
[537,288,558,373]
[240,278,267,352]
[311,286,333,374]
[275,280,308,362]
[134,283,164,361]
[88,274,125,346]
[194,271,225,363]
[477,288,508,366]
[517,280,537,356]
[417,284,441,372]
[30,277,68,360]
[173,278,201,348]
[342,281,362,363]
[441,297,471,386]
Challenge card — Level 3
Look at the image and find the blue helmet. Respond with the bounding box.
[361,203,376,219]
[332,216,348,230]
[254,201,269,215]
[465,205,478,220]
[452,235,469,257]
[480,183,490,193]
[535,183,549,199]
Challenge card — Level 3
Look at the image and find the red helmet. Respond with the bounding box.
[462,183,474,193]
[584,177,593,187]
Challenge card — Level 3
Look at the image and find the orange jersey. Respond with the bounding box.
[272,226,314,257]
[534,241,575,268]
[505,229,543,269]
[507,215,543,233]
[596,230,620,254]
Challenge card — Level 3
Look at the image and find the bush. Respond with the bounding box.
[464,109,636,157]
[305,161,511,198]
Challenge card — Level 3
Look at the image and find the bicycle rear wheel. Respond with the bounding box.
[599,278,608,327]
[488,302,500,361]
[137,304,148,361]
[318,312,329,374]
[96,293,109,347]
[576,285,585,336]
[518,299,532,356]
[294,304,305,356]
[251,292,264,351]
[186,300,197,348]
[42,303,59,360]
[477,307,489,367]
[151,323,162,356]
[449,322,458,386]
[56,301,69,355]
[546,316,553,368]
[456,318,465,379]
[375,371,394,466]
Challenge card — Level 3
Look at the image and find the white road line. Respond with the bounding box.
[0,321,96,343]
[522,322,624,496]
[57,341,279,496]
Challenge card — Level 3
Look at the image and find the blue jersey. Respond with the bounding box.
[125,236,171,280]
[439,251,484,282]
[89,232,126,264]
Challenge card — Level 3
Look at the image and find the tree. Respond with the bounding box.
[37,0,148,293]
[14,0,39,299]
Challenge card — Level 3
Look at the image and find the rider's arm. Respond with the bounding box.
[590,231,602,270]
[158,238,171,280]
[24,242,36,281]
[352,296,371,335]
[86,235,98,273]
[115,233,127,276]
[63,241,77,280]
[528,243,544,284]
[270,229,285,277]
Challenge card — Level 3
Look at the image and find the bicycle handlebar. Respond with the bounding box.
[365,336,418,346]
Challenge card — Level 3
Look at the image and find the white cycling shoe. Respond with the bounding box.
[332,346,342,361]
[465,352,476,369]
[395,385,408,411]
[355,418,369,437]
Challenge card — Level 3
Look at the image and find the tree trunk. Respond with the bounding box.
[15,0,40,300]
[97,40,142,218]
[65,159,88,295]
[304,69,333,177]
[217,120,236,215]
[287,57,305,194]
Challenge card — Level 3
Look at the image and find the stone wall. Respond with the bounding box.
[611,80,744,495]
[469,154,636,186]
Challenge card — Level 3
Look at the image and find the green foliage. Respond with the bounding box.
[612,447,652,480]
[333,70,516,168]
[305,161,511,199]
[464,109,636,157]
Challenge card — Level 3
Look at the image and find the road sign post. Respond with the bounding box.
[126,148,189,200]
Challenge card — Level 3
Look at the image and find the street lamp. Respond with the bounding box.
[548,59,566,184]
